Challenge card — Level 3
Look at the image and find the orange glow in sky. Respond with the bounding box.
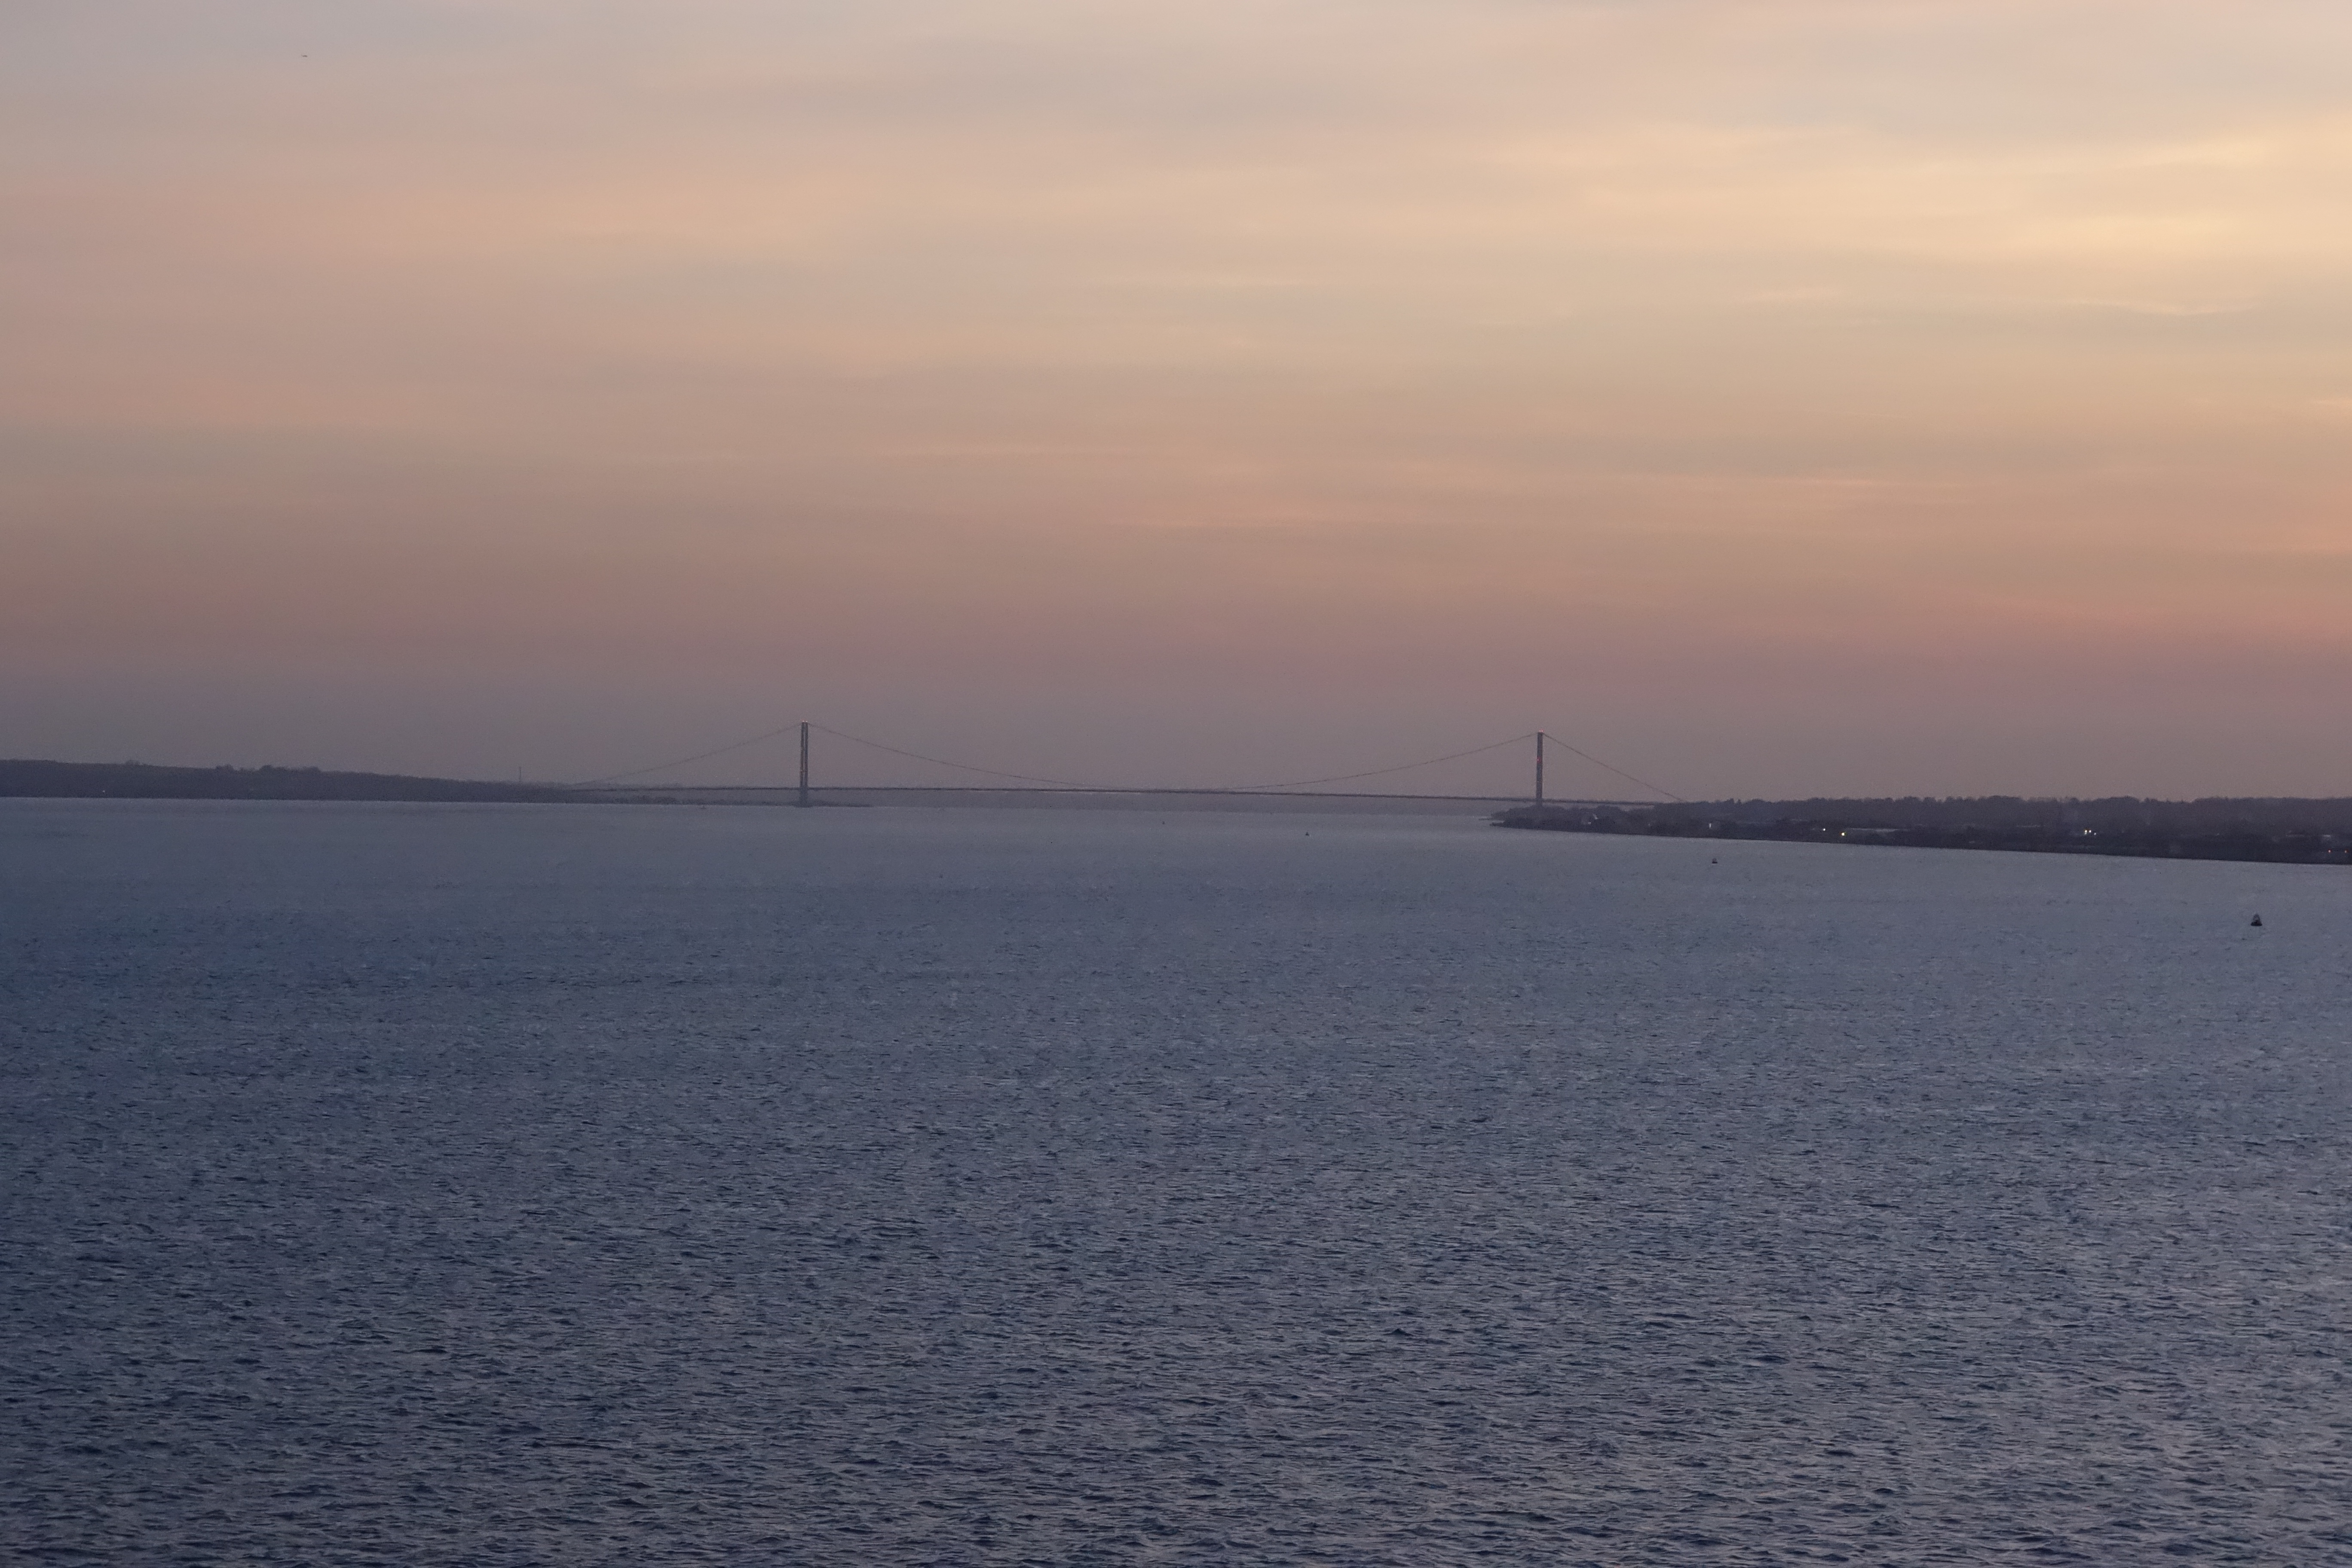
[6,2,2350,796]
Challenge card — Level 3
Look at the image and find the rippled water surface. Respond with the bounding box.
[6,799,2352,1565]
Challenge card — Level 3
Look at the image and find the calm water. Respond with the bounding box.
[6,799,2351,1566]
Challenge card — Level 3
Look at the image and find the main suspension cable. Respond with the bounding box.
[810,724,1101,789]
[1222,734,1536,793]
[573,723,806,786]
[1538,732,1686,802]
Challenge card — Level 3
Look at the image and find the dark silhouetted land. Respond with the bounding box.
[13,759,2352,863]
[0,759,577,804]
[1497,796,2352,865]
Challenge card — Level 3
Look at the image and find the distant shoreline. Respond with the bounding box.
[1495,799,2352,866]
[0,760,1552,815]
[0,759,575,804]
[12,760,2352,861]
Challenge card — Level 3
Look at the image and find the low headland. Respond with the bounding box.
[0,758,574,804]
[1496,796,2352,865]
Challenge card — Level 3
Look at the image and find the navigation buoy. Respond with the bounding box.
[2251,913,2263,928]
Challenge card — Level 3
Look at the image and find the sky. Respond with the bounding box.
[6,0,2350,799]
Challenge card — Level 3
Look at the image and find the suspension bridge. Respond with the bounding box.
[571,723,1685,809]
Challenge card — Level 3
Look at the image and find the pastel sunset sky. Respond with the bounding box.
[7,1,2350,796]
